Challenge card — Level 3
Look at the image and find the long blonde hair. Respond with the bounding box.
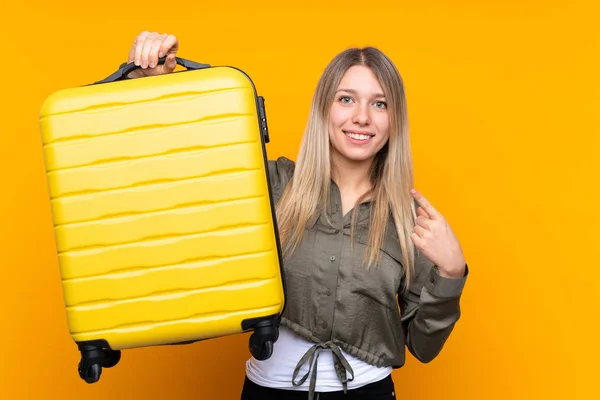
[275,47,417,289]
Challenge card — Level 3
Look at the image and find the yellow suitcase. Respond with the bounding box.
[38,57,286,383]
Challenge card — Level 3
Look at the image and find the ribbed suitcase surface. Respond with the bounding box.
[39,66,285,351]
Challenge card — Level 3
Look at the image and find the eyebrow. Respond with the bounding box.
[336,88,386,98]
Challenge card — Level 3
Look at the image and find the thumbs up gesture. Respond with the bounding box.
[410,189,466,279]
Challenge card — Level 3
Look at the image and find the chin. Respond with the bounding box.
[337,149,378,163]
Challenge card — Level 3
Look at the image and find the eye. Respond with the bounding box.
[338,96,353,104]
[374,101,387,109]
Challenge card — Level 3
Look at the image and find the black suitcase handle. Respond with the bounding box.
[93,56,211,85]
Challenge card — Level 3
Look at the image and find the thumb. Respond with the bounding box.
[160,53,177,74]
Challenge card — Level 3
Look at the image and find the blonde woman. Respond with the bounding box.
[124,31,469,400]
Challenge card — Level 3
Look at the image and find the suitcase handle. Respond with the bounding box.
[93,56,211,84]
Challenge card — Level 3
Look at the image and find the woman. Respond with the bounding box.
[125,31,469,400]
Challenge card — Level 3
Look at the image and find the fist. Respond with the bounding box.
[126,31,180,78]
[410,189,466,279]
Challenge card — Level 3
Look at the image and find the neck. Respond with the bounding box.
[330,152,374,194]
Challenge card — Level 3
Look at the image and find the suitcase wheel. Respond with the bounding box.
[77,346,121,383]
[78,362,101,384]
[250,337,273,361]
[249,324,278,361]
[101,349,121,369]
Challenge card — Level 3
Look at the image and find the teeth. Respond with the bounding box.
[345,132,371,141]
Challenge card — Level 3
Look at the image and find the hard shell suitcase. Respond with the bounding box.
[38,57,286,383]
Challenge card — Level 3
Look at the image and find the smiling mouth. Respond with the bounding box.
[343,130,374,141]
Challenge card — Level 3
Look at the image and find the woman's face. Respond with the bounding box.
[328,65,390,167]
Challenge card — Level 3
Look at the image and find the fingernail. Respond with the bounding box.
[134,59,140,66]
[149,61,155,68]
[159,52,164,58]
[410,189,417,195]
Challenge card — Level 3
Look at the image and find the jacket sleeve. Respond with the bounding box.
[398,250,468,363]
[266,156,295,205]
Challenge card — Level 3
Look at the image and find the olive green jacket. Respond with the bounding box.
[267,157,468,398]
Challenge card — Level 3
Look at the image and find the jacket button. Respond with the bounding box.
[330,255,336,261]
[325,289,331,296]
[321,320,328,329]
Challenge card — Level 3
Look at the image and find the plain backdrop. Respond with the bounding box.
[1,1,597,399]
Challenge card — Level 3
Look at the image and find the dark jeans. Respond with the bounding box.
[241,375,396,400]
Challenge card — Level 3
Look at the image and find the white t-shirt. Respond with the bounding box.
[246,326,392,392]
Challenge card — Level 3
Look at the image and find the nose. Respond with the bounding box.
[352,102,371,125]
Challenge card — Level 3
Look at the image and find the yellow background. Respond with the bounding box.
[1,1,597,399]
